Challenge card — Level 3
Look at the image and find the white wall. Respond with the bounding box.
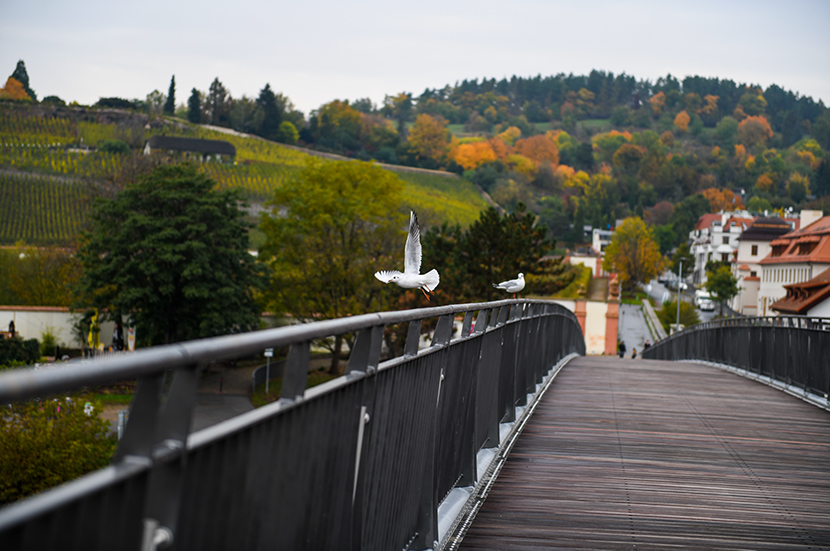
[0,308,114,348]
[552,299,610,355]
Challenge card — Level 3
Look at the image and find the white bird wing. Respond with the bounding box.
[403,211,422,275]
[375,270,403,283]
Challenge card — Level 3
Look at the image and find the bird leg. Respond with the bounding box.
[421,286,434,300]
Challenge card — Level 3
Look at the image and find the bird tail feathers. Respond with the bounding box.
[422,269,440,291]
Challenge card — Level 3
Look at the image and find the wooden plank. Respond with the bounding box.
[460,357,830,550]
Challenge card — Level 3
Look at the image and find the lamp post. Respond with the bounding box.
[676,261,682,333]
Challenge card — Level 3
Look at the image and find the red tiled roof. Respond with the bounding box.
[743,276,761,281]
[724,217,754,230]
[738,264,751,271]
[760,216,830,265]
[694,213,721,231]
[771,268,830,315]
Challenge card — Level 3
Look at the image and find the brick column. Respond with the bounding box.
[574,299,587,336]
[605,301,619,355]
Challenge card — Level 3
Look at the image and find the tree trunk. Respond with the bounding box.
[329,334,342,376]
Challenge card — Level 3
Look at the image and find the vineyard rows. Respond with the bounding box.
[0,172,92,245]
[0,147,123,180]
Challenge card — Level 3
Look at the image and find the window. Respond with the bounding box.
[722,236,729,245]
[751,244,758,256]
[750,271,756,277]
[721,253,730,262]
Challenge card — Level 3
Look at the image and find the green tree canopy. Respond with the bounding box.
[1,243,80,307]
[75,164,261,346]
[657,298,700,333]
[602,217,665,293]
[259,158,405,372]
[420,204,553,303]
[670,242,694,276]
[705,264,739,316]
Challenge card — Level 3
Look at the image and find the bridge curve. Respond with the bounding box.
[457,356,830,549]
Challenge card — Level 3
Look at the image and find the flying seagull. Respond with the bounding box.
[493,273,525,298]
[375,211,440,300]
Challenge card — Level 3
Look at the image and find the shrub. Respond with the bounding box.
[555,264,592,298]
[40,326,59,357]
[97,139,130,155]
[657,298,700,332]
[0,395,116,504]
[0,336,40,367]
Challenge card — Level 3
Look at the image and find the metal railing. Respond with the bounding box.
[0,299,584,551]
[642,316,830,407]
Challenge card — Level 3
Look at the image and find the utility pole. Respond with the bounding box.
[676,260,682,334]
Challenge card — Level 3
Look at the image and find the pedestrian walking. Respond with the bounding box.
[644,339,651,350]
[618,340,626,358]
[632,348,637,360]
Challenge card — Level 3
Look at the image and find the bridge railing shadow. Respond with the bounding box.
[0,299,585,551]
[643,315,830,409]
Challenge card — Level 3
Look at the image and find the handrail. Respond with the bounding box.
[642,315,830,410]
[0,299,585,551]
[641,299,667,341]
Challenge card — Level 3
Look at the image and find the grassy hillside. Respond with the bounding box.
[0,109,488,245]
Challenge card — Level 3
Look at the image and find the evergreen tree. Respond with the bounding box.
[75,164,261,346]
[163,75,176,115]
[10,60,36,101]
[256,84,282,141]
[187,88,201,123]
[207,78,229,126]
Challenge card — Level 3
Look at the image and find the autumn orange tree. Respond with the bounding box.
[0,78,31,101]
[701,187,745,211]
[602,217,665,293]
[674,110,690,132]
[513,133,559,165]
[454,141,496,170]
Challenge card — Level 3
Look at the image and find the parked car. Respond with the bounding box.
[694,290,712,307]
[699,298,715,311]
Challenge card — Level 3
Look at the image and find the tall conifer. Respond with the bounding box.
[187,88,201,123]
[163,76,176,115]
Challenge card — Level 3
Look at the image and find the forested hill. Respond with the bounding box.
[415,71,825,135]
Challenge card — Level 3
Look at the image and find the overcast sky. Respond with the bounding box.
[2,0,829,116]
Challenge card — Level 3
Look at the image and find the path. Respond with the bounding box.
[460,356,830,549]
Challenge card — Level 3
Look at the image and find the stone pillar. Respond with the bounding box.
[605,273,620,355]
[574,299,587,336]
[605,301,619,355]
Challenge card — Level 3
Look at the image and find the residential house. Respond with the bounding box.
[730,217,795,315]
[689,212,754,286]
[770,267,830,317]
[758,213,830,316]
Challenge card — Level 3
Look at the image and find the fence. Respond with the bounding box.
[642,316,830,409]
[0,299,584,551]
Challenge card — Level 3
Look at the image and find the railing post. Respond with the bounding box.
[348,326,384,375]
[281,341,311,402]
[112,362,201,551]
[405,320,422,357]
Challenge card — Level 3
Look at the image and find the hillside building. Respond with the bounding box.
[143,136,236,162]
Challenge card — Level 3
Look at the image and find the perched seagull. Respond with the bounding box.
[493,273,525,298]
[375,211,440,300]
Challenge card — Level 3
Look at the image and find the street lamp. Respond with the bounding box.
[676,260,682,333]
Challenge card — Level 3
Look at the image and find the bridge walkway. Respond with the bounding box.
[459,356,830,550]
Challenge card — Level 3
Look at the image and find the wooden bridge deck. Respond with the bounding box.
[460,356,830,550]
